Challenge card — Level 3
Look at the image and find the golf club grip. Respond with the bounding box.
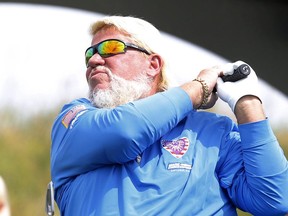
[222,64,251,82]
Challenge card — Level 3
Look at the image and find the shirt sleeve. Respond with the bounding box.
[219,119,288,215]
[51,87,192,187]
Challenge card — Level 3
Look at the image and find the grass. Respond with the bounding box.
[0,108,287,216]
[0,108,56,215]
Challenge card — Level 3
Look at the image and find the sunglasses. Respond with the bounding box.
[85,39,151,66]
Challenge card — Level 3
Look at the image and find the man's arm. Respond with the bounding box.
[216,61,288,215]
[234,95,265,124]
[51,88,193,187]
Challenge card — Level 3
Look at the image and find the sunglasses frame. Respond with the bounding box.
[85,39,151,66]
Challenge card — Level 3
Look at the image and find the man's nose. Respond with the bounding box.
[87,53,105,67]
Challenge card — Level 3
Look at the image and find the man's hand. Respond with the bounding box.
[216,60,261,112]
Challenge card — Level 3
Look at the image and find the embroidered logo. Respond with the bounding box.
[168,163,192,172]
[161,137,189,158]
[62,105,86,128]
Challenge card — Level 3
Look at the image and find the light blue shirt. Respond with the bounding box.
[51,87,288,216]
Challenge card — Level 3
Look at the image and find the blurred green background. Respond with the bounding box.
[0,107,287,216]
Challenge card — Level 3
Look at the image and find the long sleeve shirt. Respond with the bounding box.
[51,87,288,216]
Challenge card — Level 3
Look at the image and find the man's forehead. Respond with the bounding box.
[92,27,131,44]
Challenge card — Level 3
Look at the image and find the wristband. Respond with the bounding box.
[193,78,209,109]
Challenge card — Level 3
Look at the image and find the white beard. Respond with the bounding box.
[88,69,152,108]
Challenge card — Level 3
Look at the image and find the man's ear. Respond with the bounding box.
[147,54,163,77]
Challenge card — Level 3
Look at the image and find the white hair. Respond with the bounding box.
[89,67,152,108]
[90,15,163,56]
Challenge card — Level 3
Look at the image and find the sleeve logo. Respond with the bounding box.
[61,105,86,128]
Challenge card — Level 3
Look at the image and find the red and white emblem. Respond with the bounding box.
[161,137,190,158]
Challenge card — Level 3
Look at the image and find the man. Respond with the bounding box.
[50,15,288,215]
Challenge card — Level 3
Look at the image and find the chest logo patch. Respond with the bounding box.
[161,137,189,158]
